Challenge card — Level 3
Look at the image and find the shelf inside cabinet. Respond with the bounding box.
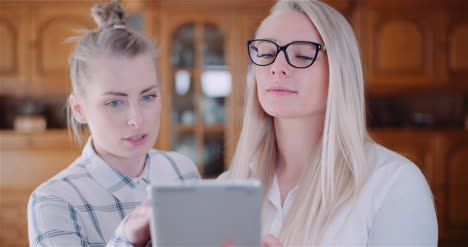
[175,123,225,133]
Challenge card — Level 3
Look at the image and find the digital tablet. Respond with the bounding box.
[150,179,263,247]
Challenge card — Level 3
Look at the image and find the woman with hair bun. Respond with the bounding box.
[27,1,199,246]
[223,0,438,246]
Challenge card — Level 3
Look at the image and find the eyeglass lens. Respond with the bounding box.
[248,40,318,68]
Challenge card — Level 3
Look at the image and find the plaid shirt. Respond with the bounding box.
[28,138,200,247]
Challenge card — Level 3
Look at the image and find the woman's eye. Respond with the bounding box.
[106,100,122,107]
[296,55,313,60]
[258,53,275,59]
[142,94,156,101]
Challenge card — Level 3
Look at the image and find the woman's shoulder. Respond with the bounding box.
[367,143,427,182]
[29,157,92,204]
[369,143,414,170]
[364,144,438,245]
[364,143,433,211]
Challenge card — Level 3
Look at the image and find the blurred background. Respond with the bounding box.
[0,0,467,246]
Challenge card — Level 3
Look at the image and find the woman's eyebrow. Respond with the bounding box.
[259,37,277,42]
[100,84,158,97]
[140,85,158,94]
[101,91,127,96]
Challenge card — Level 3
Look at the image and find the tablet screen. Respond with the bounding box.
[150,180,263,247]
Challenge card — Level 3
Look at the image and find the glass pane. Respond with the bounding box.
[203,132,224,177]
[201,70,231,124]
[173,70,195,124]
[172,24,195,68]
[173,132,197,166]
[203,24,224,66]
[126,14,144,32]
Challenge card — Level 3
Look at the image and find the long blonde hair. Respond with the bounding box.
[66,0,156,144]
[228,0,371,244]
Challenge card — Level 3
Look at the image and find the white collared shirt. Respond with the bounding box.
[262,175,298,237]
[224,143,438,246]
[28,138,200,247]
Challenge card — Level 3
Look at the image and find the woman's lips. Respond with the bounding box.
[267,86,298,96]
[124,134,148,146]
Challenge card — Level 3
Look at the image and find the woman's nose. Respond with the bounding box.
[270,51,291,77]
[128,105,143,128]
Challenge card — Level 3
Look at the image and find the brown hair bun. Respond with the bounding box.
[91,0,126,29]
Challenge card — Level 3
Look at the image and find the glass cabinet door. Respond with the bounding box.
[171,23,231,178]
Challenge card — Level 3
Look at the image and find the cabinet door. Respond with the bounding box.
[361,5,443,93]
[436,132,468,245]
[0,5,30,96]
[154,2,272,177]
[158,13,234,177]
[446,9,468,91]
[29,3,93,96]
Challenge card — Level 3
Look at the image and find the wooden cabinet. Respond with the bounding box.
[29,3,93,96]
[0,0,151,96]
[361,7,441,89]
[356,0,468,94]
[445,9,468,90]
[151,0,273,177]
[0,1,93,97]
[435,132,468,246]
[0,5,30,96]
[0,131,82,247]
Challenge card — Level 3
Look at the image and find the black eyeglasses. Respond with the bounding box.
[247,39,326,69]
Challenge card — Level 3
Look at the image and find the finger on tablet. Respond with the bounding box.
[262,234,284,247]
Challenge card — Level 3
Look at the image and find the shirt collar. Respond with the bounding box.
[82,138,150,201]
[268,174,299,210]
[249,162,300,209]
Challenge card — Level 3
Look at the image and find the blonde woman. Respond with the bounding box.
[225,0,438,246]
[27,1,199,246]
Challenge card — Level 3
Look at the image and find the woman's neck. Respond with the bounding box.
[275,116,323,172]
[92,141,146,178]
[274,115,324,203]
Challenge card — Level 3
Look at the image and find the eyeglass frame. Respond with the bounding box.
[247,39,327,69]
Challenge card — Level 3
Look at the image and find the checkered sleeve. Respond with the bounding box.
[28,192,136,247]
[28,192,90,247]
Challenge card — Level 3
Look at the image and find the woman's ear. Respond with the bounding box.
[69,94,88,124]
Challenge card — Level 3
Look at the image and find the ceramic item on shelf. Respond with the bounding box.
[14,115,46,132]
